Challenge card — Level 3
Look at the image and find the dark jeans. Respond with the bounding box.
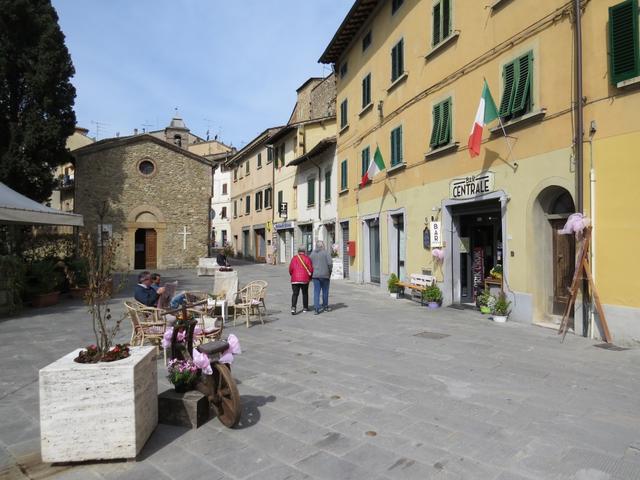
[312,278,330,312]
[291,283,309,310]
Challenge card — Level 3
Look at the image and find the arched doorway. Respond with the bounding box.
[531,186,575,324]
[134,228,157,269]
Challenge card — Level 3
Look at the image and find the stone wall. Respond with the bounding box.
[310,74,336,119]
[74,138,211,270]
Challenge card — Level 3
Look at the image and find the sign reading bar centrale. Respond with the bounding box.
[449,172,495,200]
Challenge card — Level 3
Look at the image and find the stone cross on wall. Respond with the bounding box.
[178,225,191,250]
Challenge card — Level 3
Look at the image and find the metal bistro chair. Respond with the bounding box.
[233,282,264,328]
[124,300,168,363]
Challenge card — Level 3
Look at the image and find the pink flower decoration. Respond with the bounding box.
[559,213,591,237]
[219,334,241,364]
[161,328,173,349]
[432,248,445,261]
[192,349,212,375]
[177,330,186,342]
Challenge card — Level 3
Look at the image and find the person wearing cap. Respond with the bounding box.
[288,245,313,315]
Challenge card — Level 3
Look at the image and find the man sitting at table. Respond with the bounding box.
[134,271,165,306]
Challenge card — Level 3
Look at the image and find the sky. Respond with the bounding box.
[51,0,352,148]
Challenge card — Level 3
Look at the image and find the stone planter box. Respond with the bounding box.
[39,346,158,463]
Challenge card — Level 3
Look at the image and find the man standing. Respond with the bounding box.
[134,271,165,307]
[309,240,332,315]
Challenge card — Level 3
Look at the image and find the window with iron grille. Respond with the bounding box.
[432,0,452,47]
[609,0,640,84]
[391,39,404,82]
[498,51,533,121]
[390,126,403,166]
[429,98,452,149]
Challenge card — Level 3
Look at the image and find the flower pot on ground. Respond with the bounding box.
[476,289,496,314]
[387,273,400,298]
[492,292,511,323]
[422,284,442,307]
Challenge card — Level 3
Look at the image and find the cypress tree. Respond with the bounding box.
[0,0,76,203]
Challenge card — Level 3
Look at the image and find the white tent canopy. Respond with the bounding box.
[0,182,83,226]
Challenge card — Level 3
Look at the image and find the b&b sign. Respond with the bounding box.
[278,202,288,217]
[449,172,495,200]
[430,221,443,248]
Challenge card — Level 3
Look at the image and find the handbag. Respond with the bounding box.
[297,254,312,277]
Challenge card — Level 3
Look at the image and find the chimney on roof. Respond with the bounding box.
[133,128,138,135]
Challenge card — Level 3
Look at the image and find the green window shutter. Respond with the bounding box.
[391,40,404,81]
[340,100,348,128]
[341,160,348,190]
[278,190,283,207]
[433,2,441,45]
[443,0,451,40]
[429,102,442,147]
[391,127,403,165]
[398,39,404,75]
[362,74,371,108]
[325,171,331,201]
[609,0,640,84]
[397,127,403,164]
[361,147,370,177]
[437,99,452,146]
[499,61,516,117]
[307,178,315,206]
[511,52,533,116]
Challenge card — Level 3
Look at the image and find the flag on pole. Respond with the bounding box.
[468,80,499,157]
[360,145,385,187]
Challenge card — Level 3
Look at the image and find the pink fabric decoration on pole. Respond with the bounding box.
[558,213,591,237]
[219,334,241,364]
[192,349,213,375]
[432,248,445,261]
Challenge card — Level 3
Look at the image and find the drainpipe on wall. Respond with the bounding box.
[574,0,588,337]
[209,163,215,257]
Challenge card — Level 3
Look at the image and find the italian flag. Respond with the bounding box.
[360,145,385,187]
[468,80,499,157]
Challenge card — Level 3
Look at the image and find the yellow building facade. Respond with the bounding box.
[321,0,640,344]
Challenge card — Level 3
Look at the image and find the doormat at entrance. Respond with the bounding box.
[594,343,629,351]
[414,331,450,340]
[448,304,476,311]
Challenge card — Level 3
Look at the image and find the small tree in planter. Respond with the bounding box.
[422,284,442,308]
[387,273,400,299]
[492,292,511,323]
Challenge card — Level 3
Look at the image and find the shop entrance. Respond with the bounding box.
[134,228,157,270]
[255,229,266,262]
[452,200,502,304]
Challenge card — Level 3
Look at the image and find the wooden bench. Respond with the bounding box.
[396,274,435,305]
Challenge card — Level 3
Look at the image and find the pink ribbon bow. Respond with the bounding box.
[219,334,241,364]
[192,348,212,375]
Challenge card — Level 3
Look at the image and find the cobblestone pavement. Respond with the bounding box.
[2,262,640,480]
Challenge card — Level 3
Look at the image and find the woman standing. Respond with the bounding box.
[288,245,313,315]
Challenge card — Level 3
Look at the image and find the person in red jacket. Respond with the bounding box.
[288,245,313,315]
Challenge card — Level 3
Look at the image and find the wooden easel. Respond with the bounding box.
[558,226,611,343]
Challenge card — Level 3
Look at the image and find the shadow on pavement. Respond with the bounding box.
[234,394,276,430]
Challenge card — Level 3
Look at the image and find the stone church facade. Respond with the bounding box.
[74,135,211,270]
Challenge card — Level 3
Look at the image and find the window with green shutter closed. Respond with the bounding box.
[390,126,403,166]
[325,170,331,201]
[340,99,348,128]
[609,0,640,84]
[432,0,451,46]
[391,39,404,82]
[307,178,315,207]
[362,74,372,108]
[361,146,370,177]
[429,98,452,149]
[498,51,533,120]
[341,160,348,190]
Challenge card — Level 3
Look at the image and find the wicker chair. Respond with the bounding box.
[186,307,223,345]
[233,283,264,327]
[124,300,167,363]
[245,280,268,316]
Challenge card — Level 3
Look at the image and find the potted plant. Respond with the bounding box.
[387,273,400,299]
[422,284,442,308]
[39,234,158,463]
[476,289,496,314]
[167,358,200,393]
[490,264,503,279]
[492,292,511,323]
[24,259,63,307]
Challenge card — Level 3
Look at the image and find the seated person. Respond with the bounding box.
[150,273,162,292]
[134,271,165,307]
[216,251,229,267]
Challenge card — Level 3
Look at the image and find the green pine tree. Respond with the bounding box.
[0,0,77,203]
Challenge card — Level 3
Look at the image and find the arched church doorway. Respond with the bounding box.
[531,186,575,323]
[134,228,157,269]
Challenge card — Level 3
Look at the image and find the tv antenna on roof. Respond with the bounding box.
[90,120,109,140]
